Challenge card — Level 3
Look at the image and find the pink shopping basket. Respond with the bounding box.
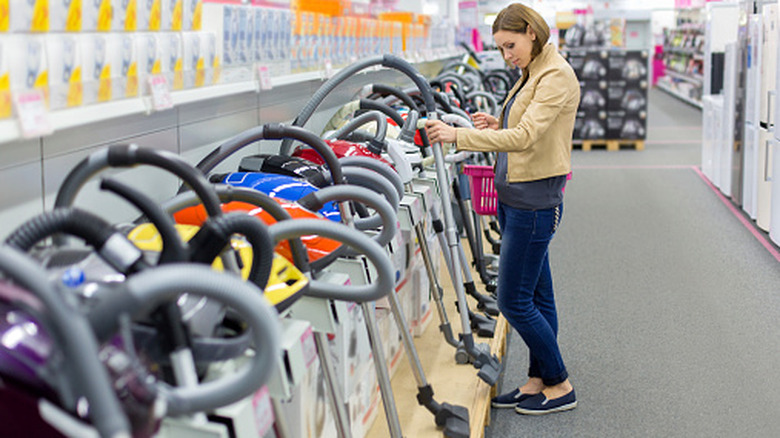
[463,165,497,216]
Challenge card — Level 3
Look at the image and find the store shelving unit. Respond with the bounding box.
[657,7,705,108]
[0,53,458,147]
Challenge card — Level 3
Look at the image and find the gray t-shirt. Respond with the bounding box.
[494,87,567,210]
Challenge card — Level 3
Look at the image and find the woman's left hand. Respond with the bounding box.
[425,120,457,144]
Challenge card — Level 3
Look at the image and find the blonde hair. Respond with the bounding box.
[492,3,550,60]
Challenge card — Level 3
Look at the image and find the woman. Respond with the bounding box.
[425,3,579,416]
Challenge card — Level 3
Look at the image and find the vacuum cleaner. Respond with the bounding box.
[279,54,501,388]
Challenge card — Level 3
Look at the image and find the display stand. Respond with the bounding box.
[366,240,510,438]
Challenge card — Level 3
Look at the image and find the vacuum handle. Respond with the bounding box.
[267,219,394,302]
[299,183,397,250]
[89,264,281,416]
[325,110,388,154]
[100,177,188,264]
[5,207,146,274]
[162,186,309,271]
[0,247,131,438]
[197,124,344,186]
[55,144,223,218]
[339,155,405,201]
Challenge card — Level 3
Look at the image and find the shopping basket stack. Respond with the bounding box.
[463,165,497,216]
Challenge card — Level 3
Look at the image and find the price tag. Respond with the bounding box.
[257,65,273,90]
[251,386,275,436]
[148,75,173,111]
[14,89,52,138]
[324,59,334,79]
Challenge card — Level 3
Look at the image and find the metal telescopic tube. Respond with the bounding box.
[426,112,475,344]
[404,181,457,347]
[384,261,429,389]
[361,301,404,438]
[413,220,458,348]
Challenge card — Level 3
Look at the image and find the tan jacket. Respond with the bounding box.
[455,43,579,182]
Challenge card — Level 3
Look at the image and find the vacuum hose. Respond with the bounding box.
[0,246,131,438]
[87,264,282,416]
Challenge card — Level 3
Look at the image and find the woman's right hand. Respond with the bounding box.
[472,112,499,130]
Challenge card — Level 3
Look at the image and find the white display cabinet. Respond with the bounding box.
[701,95,719,183]
[757,127,773,232]
[715,43,737,197]
[770,138,780,245]
[743,13,763,219]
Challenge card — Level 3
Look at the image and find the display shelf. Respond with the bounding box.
[657,80,703,109]
[665,70,704,84]
[0,53,461,146]
[664,46,699,55]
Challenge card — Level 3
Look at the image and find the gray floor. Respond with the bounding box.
[485,89,780,437]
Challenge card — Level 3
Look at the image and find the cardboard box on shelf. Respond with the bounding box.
[573,110,607,140]
[9,0,49,32]
[346,361,380,438]
[46,34,82,109]
[137,0,163,31]
[561,49,608,81]
[606,110,646,139]
[376,306,404,379]
[329,300,374,400]
[578,80,607,111]
[277,354,338,438]
[606,79,648,114]
[0,37,11,119]
[607,49,649,82]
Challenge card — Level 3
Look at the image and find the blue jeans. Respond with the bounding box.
[497,201,568,386]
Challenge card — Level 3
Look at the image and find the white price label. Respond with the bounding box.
[148,75,173,111]
[251,386,275,436]
[324,59,334,79]
[257,65,273,90]
[14,90,52,138]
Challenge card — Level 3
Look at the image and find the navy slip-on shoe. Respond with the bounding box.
[514,389,577,415]
[491,388,536,408]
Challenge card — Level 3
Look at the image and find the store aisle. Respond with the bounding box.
[486,89,780,437]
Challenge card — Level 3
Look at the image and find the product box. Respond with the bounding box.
[81,34,120,103]
[410,250,434,337]
[113,0,135,31]
[183,0,202,31]
[9,0,49,32]
[116,33,139,97]
[253,7,267,63]
[346,361,380,438]
[606,110,646,139]
[134,32,160,87]
[606,79,648,114]
[573,110,607,140]
[329,300,373,400]
[181,31,202,88]
[50,0,81,31]
[607,49,649,82]
[375,306,404,380]
[158,32,183,90]
[46,34,82,109]
[277,354,338,438]
[236,5,255,65]
[82,0,114,31]
[9,35,48,95]
[0,37,12,118]
[137,0,162,31]
[578,80,607,111]
[160,0,181,30]
[562,49,608,81]
[201,3,237,66]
